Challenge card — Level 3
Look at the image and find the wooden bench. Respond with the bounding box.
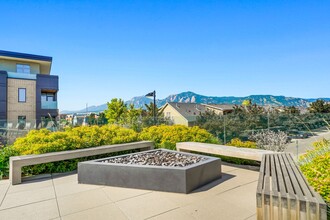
[9,141,154,185]
[176,142,273,161]
[257,153,327,220]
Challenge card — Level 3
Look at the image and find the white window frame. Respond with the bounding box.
[16,64,31,74]
[18,88,26,102]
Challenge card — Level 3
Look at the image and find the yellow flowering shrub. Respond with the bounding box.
[299,139,330,209]
[139,125,219,150]
[226,138,257,149]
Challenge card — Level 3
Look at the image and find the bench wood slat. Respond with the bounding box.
[270,155,279,219]
[257,153,327,220]
[274,154,289,219]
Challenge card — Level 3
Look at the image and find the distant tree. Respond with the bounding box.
[144,102,164,117]
[97,112,108,125]
[126,104,142,131]
[249,130,288,152]
[245,103,265,115]
[104,98,127,124]
[242,99,252,107]
[232,105,244,114]
[284,106,300,114]
[309,99,330,113]
[87,113,97,125]
[142,103,170,126]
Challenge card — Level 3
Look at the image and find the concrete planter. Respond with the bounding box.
[78,149,222,193]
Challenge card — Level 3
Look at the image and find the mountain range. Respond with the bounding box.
[61,91,330,114]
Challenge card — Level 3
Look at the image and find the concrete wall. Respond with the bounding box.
[7,78,36,122]
[163,105,188,126]
[0,59,40,74]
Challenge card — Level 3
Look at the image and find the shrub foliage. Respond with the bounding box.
[299,139,330,213]
[0,124,217,178]
[139,125,219,150]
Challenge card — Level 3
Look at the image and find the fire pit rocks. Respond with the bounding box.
[78,149,221,193]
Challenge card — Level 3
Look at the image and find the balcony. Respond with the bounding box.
[7,72,37,80]
[41,101,58,109]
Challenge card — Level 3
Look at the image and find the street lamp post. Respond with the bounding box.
[146,90,156,124]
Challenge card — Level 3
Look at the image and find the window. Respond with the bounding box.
[18,116,26,130]
[18,88,26,102]
[16,64,31,74]
[166,112,171,117]
[41,93,56,102]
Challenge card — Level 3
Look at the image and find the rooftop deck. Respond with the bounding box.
[0,164,258,220]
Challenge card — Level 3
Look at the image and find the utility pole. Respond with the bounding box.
[223,116,226,144]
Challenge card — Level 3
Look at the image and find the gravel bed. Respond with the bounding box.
[100,150,207,167]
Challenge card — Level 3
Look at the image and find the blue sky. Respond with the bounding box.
[1,0,330,110]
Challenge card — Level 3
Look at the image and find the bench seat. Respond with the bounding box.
[9,141,154,185]
[257,153,327,220]
[176,142,273,161]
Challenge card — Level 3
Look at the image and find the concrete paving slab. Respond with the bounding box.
[61,203,128,220]
[0,179,9,185]
[180,195,253,220]
[116,191,179,220]
[0,163,261,219]
[245,214,257,220]
[221,165,240,173]
[54,180,103,197]
[195,168,258,196]
[102,186,152,202]
[153,191,203,207]
[148,207,196,220]
[7,178,53,194]
[52,172,77,185]
[0,199,59,220]
[0,186,55,210]
[214,180,257,213]
[0,183,9,205]
[57,188,112,216]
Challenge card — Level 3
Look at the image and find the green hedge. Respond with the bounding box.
[0,125,138,177]
[0,124,218,178]
[139,125,219,150]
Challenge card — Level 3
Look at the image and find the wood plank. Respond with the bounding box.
[176,142,273,161]
[278,154,298,219]
[257,153,327,220]
[270,154,279,220]
[274,154,289,220]
[263,154,271,219]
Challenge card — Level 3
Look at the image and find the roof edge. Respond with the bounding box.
[0,50,52,62]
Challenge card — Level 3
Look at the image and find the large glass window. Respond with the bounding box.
[18,116,26,129]
[18,88,26,102]
[16,64,31,74]
[41,92,56,101]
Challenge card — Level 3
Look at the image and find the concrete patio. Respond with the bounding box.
[0,164,258,220]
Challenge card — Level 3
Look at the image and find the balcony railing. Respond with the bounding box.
[41,101,58,109]
[7,72,37,80]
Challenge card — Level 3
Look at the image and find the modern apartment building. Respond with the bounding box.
[0,50,59,128]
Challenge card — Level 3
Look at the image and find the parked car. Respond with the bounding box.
[288,130,310,139]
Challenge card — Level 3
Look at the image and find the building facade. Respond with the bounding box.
[161,102,234,127]
[0,50,59,128]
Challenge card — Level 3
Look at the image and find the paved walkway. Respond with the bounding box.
[285,128,330,157]
[0,165,258,220]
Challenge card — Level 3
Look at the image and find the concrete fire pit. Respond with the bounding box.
[78,149,221,193]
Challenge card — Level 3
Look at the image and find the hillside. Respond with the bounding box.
[61,91,329,114]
